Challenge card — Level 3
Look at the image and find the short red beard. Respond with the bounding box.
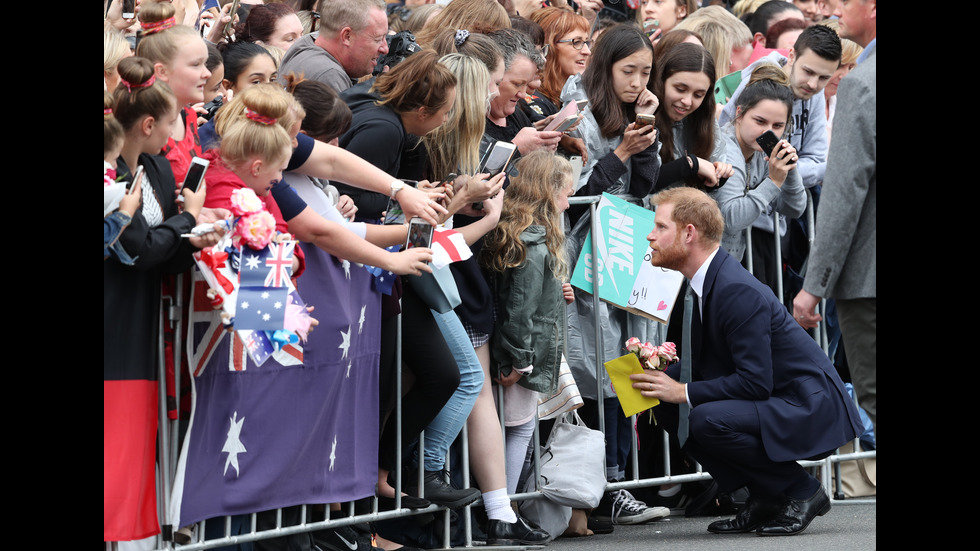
[650,230,686,271]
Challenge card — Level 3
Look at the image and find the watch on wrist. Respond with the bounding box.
[390,180,404,198]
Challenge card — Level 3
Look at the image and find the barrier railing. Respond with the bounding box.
[118,191,872,551]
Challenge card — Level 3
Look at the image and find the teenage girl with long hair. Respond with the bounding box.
[560,23,670,525]
[562,23,661,203]
[653,42,733,189]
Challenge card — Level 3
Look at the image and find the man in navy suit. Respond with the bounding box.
[631,187,862,536]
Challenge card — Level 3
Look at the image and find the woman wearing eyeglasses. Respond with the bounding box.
[527,7,592,119]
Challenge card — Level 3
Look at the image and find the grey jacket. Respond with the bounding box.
[718,52,829,188]
[803,45,876,300]
[711,123,805,262]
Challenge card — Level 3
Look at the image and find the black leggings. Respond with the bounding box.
[377,283,459,472]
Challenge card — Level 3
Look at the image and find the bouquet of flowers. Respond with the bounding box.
[625,337,678,371]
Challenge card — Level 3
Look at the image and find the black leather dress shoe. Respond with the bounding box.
[487,515,551,545]
[756,488,831,536]
[707,495,783,534]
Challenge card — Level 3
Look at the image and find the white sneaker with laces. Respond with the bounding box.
[601,489,670,525]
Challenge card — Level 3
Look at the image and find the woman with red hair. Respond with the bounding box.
[527,7,591,118]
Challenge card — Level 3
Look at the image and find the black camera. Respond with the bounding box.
[373,31,421,76]
[200,95,223,121]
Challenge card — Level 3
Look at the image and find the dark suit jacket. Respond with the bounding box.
[676,249,863,463]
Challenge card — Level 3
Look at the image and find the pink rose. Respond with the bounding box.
[638,342,656,359]
[236,211,276,249]
[625,337,641,353]
[645,356,661,370]
[230,188,265,216]
[659,342,677,359]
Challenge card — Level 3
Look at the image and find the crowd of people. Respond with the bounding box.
[104,0,875,549]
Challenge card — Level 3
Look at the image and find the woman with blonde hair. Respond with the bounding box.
[422,53,494,183]
[104,28,132,92]
[414,0,511,46]
[675,5,753,80]
[819,18,863,137]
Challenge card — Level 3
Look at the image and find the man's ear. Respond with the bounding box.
[752,32,766,48]
[340,26,354,46]
[684,223,697,245]
[787,47,797,65]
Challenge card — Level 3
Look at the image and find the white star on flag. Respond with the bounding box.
[222,412,247,477]
[339,325,351,359]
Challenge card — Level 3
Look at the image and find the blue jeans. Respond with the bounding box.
[424,309,484,471]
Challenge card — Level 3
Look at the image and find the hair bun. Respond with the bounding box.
[748,63,789,87]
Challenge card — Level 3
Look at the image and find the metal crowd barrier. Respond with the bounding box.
[122,191,873,551]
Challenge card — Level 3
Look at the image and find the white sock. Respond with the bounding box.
[483,488,517,523]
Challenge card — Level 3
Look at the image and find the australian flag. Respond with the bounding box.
[235,242,295,331]
[171,244,381,527]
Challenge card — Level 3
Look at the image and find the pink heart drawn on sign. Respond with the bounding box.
[657,301,667,311]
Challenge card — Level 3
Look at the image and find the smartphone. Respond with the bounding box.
[479,141,517,177]
[383,180,417,225]
[181,157,210,193]
[568,155,583,187]
[405,218,434,252]
[635,113,656,128]
[714,70,742,106]
[122,0,135,19]
[444,173,459,189]
[756,131,795,164]
[223,0,242,39]
[552,114,579,133]
[128,165,145,195]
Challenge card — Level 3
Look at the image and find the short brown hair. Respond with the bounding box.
[650,187,724,245]
[319,0,385,36]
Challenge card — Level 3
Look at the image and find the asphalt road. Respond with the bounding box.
[547,500,876,551]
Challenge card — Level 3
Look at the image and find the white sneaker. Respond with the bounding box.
[594,489,670,525]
